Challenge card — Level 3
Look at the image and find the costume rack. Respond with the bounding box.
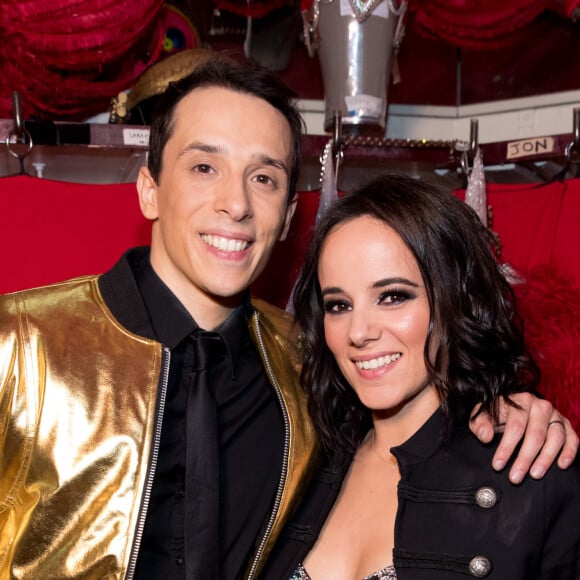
[2,90,580,189]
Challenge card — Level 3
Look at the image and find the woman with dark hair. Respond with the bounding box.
[262,173,580,579]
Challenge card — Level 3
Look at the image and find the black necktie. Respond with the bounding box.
[185,330,222,578]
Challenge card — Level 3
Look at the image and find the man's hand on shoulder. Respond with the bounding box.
[470,393,579,484]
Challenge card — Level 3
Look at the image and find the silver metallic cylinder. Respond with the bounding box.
[317,0,398,134]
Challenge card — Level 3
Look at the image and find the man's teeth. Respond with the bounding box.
[356,353,401,370]
[201,234,249,252]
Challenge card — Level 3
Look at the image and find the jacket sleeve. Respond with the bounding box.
[0,294,36,577]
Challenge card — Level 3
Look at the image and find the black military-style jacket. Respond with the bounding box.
[261,408,580,579]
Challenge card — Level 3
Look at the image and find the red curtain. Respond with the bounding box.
[454,180,580,431]
[0,176,151,292]
[2,175,579,430]
[407,0,548,49]
[0,0,165,120]
[299,0,580,49]
[456,180,580,288]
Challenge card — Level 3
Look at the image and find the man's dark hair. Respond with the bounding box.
[147,53,303,200]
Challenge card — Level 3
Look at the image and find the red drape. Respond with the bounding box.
[299,0,580,49]
[2,175,579,430]
[455,180,580,288]
[0,176,151,290]
[215,0,293,18]
[408,0,548,49]
[454,180,580,431]
[0,0,166,120]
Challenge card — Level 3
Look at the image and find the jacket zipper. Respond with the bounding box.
[246,312,291,580]
[125,346,171,580]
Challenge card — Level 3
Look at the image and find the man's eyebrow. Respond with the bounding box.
[178,141,222,158]
[255,154,289,175]
[178,142,289,175]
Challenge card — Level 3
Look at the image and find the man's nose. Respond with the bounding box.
[214,176,252,221]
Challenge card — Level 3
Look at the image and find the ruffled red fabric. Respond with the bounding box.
[514,265,580,434]
[0,0,166,120]
[567,0,580,14]
[5,0,163,67]
[299,0,579,49]
[214,0,293,18]
[408,0,547,49]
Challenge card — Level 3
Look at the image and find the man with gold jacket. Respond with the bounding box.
[0,56,577,580]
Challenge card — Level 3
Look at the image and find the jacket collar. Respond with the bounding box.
[98,247,259,378]
[98,247,157,340]
[391,407,448,466]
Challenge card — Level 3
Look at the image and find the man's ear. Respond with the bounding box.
[279,194,298,241]
[137,166,160,221]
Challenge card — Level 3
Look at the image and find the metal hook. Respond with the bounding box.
[6,90,33,175]
[11,91,24,137]
[565,107,580,162]
[455,118,479,177]
[469,118,479,153]
[331,110,343,178]
[332,110,342,156]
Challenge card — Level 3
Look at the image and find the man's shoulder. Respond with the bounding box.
[0,276,103,346]
[250,297,302,368]
[251,297,296,337]
[0,275,99,310]
[0,248,139,318]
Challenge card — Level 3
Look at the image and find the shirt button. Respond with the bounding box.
[475,486,498,509]
[176,557,185,567]
[469,556,492,577]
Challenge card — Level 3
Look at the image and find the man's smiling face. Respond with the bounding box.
[137,86,296,328]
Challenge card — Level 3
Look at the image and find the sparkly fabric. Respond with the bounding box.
[285,138,337,313]
[464,146,487,226]
[291,563,397,579]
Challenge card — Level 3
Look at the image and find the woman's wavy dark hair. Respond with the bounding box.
[293,173,540,454]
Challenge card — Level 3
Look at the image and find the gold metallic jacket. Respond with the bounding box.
[0,274,318,579]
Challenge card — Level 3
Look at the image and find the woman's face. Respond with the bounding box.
[318,215,439,420]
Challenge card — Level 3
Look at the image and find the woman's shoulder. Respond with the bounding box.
[446,421,580,500]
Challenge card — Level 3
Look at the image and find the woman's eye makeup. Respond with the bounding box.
[322,289,416,313]
[321,281,419,314]
[323,299,351,314]
[377,288,415,305]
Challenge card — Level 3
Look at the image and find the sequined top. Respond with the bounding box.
[291,563,397,579]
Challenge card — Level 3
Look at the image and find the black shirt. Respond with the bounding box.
[131,253,284,579]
